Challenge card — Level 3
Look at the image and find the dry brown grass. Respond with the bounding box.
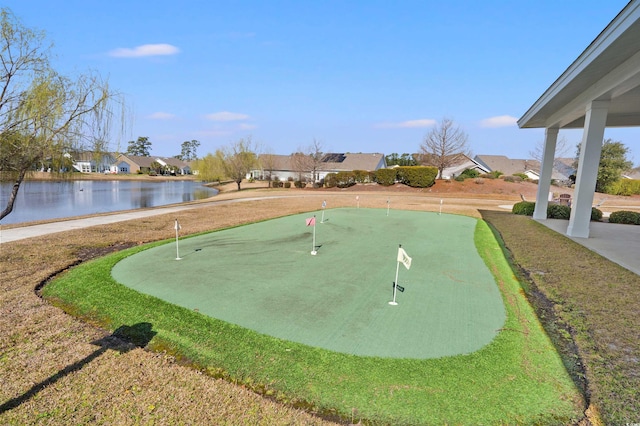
[481,211,640,425]
[1,178,638,424]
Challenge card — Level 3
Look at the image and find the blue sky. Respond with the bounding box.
[6,1,638,164]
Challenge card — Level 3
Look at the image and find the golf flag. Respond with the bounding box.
[306,216,316,226]
[397,247,412,270]
[174,219,182,260]
[322,200,327,208]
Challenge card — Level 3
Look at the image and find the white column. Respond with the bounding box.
[533,127,559,220]
[567,100,609,238]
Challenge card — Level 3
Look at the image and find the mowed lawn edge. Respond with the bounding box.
[42,214,585,425]
[482,210,640,426]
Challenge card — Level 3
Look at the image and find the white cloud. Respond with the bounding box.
[375,119,436,129]
[109,43,180,58]
[239,123,257,130]
[480,115,518,128]
[147,112,176,120]
[205,111,250,122]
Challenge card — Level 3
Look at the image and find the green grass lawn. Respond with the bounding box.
[43,210,584,424]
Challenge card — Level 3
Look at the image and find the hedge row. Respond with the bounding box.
[605,179,640,196]
[512,201,603,221]
[374,166,438,188]
[608,210,640,225]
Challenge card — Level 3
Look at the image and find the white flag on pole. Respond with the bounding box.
[174,219,181,231]
[397,247,412,270]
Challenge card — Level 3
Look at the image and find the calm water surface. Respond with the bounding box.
[0,180,218,225]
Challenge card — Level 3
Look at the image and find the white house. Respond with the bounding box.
[72,151,118,173]
[252,152,386,182]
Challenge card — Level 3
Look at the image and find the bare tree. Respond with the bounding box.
[0,8,125,220]
[220,137,258,191]
[259,150,278,187]
[529,136,572,163]
[418,118,470,179]
[307,138,325,183]
[290,151,310,182]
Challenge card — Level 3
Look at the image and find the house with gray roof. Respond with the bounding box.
[115,154,190,175]
[252,152,386,182]
[474,155,571,182]
[72,151,118,173]
[415,153,490,179]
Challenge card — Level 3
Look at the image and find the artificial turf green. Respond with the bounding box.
[43,211,585,424]
[111,208,505,358]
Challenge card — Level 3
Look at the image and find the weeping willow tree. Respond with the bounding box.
[0,8,126,221]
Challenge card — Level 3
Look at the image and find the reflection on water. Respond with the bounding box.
[0,180,218,225]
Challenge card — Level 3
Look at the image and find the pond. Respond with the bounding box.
[0,180,218,225]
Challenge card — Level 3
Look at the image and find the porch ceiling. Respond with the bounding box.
[518,1,640,129]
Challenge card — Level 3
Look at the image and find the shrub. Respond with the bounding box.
[591,207,603,222]
[324,173,338,188]
[287,176,294,182]
[396,166,438,188]
[352,170,369,183]
[504,175,523,183]
[454,175,465,182]
[512,201,535,216]
[335,171,356,188]
[294,180,305,188]
[547,204,571,220]
[375,168,397,186]
[513,173,528,180]
[475,178,485,185]
[460,169,480,179]
[480,171,503,179]
[608,210,640,225]
[284,182,291,188]
[606,179,640,196]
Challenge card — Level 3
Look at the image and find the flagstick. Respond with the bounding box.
[389,244,401,305]
[311,215,317,255]
[320,209,325,224]
[175,219,182,260]
[386,199,390,216]
[439,199,443,215]
[356,196,360,209]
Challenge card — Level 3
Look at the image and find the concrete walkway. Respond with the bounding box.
[0,196,283,244]
[536,218,640,276]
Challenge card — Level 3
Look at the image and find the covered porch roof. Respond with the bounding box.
[518,1,640,130]
[518,0,640,239]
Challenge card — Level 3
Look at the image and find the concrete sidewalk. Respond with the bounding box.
[0,196,284,244]
[536,218,640,276]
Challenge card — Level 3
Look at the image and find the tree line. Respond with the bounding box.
[125,136,200,162]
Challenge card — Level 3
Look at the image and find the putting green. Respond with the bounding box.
[112,208,505,358]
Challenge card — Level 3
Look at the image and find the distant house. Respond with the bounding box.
[622,169,640,180]
[252,152,386,182]
[116,155,157,174]
[115,155,190,175]
[155,157,191,175]
[474,155,571,182]
[72,151,118,173]
[415,153,490,179]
